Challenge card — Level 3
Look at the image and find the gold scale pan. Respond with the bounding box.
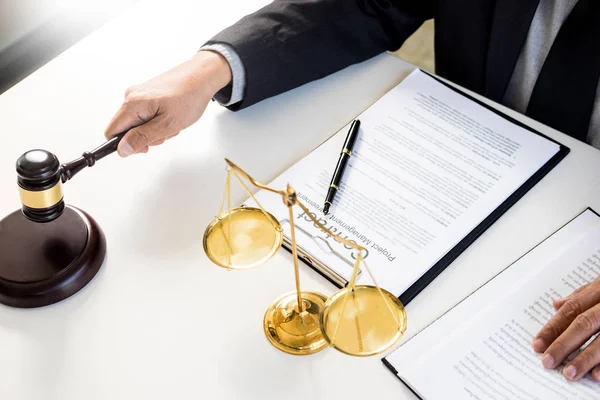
[203,158,407,356]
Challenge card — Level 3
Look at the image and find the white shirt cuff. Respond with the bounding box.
[200,43,246,107]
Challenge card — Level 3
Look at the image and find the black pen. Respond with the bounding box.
[323,119,361,215]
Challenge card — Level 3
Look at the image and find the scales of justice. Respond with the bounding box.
[0,130,406,357]
[203,158,407,356]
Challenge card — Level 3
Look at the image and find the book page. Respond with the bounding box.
[386,209,600,362]
[390,211,600,399]
[249,69,562,296]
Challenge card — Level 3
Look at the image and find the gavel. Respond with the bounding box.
[0,133,126,309]
[16,133,125,223]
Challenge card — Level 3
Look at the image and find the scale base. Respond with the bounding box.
[0,205,106,308]
[263,290,329,355]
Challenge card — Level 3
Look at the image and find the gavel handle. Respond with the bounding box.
[60,132,126,183]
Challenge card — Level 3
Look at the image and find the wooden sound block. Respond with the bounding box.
[0,205,106,308]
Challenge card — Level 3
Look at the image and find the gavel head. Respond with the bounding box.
[16,149,65,223]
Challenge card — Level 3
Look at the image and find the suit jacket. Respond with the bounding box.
[207,0,593,128]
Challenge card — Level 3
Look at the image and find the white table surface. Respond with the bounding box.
[1,1,600,399]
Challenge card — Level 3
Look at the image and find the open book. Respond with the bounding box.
[384,208,600,399]
[247,69,569,304]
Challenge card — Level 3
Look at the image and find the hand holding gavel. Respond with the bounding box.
[103,50,232,157]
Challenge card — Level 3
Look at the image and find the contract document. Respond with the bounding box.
[247,69,568,302]
[384,208,600,399]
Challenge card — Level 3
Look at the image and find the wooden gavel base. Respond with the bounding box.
[0,206,106,308]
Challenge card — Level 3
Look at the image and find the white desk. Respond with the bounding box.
[1,1,600,399]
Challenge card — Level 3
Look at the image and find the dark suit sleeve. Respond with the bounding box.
[205,0,435,110]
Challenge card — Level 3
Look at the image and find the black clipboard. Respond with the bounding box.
[396,71,570,305]
[284,69,570,307]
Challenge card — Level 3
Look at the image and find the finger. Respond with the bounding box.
[138,146,149,154]
[541,304,600,370]
[534,297,585,353]
[534,286,600,353]
[149,138,165,146]
[118,116,168,157]
[592,365,600,382]
[104,98,158,140]
[553,298,567,310]
[561,330,600,381]
[149,131,180,147]
[554,283,591,310]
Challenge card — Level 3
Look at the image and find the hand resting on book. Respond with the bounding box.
[533,276,600,382]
